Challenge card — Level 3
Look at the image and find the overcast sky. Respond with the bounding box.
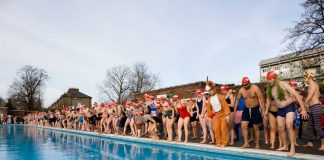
[0,0,303,107]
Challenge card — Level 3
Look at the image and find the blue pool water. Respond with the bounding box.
[0,125,294,160]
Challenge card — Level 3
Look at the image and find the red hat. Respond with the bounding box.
[288,80,297,87]
[266,71,277,81]
[144,94,150,99]
[220,85,228,92]
[173,95,180,100]
[159,96,166,101]
[149,96,155,100]
[195,90,202,95]
[242,77,250,86]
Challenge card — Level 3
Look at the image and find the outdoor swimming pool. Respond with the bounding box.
[0,125,301,160]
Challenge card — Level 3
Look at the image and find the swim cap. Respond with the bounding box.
[220,85,228,92]
[266,71,277,81]
[242,77,250,86]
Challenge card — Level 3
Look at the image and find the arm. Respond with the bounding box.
[264,97,271,117]
[218,94,231,116]
[234,89,242,114]
[187,105,192,117]
[282,81,308,119]
[201,97,206,116]
[206,97,212,116]
[195,100,200,116]
[255,85,265,113]
[229,93,235,107]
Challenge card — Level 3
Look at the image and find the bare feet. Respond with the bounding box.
[200,140,207,144]
[287,151,295,157]
[276,146,288,151]
[319,145,324,150]
[215,144,221,147]
[270,146,275,150]
[167,139,173,142]
[220,144,226,148]
[209,141,215,144]
[255,145,260,149]
[176,139,181,143]
[295,143,300,147]
[229,142,234,146]
[241,143,249,148]
[303,142,314,148]
[184,140,188,143]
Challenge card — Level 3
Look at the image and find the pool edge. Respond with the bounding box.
[3,124,323,160]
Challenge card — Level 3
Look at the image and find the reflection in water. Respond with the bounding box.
[0,126,265,160]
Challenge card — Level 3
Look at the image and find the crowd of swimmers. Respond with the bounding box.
[24,71,324,157]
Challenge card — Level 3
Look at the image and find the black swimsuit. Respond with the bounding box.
[226,96,234,112]
[196,99,203,114]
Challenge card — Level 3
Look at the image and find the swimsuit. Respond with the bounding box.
[165,110,172,119]
[196,99,203,114]
[269,111,277,118]
[190,107,198,122]
[125,108,134,119]
[242,106,262,124]
[226,97,234,112]
[177,106,190,119]
[277,103,296,117]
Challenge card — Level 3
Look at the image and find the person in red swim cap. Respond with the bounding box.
[264,71,308,157]
[234,76,265,149]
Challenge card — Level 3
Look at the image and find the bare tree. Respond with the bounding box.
[0,96,5,107]
[100,63,159,102]
[8,65,49,110]
[131,62,159,94]
[284,0,324,52]
[100,65,132,103]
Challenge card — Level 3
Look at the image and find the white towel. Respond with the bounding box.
[210,95,221,112]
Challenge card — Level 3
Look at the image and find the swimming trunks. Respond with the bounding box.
[278,103,296,117]
[242,106,262,124]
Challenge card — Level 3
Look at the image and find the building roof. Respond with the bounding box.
[61,88,92,99]
[259,48,324,66]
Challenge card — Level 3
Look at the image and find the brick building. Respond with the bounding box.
[50,88,92,109]
[133,81,226,100]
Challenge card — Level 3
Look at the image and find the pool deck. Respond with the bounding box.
[12,124,323,160]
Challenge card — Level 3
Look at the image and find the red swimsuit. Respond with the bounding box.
[177,106,190,119]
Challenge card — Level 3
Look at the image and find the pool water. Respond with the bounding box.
[0,125,293,160]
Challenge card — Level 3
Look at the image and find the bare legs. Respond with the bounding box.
[177,117,190,142]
